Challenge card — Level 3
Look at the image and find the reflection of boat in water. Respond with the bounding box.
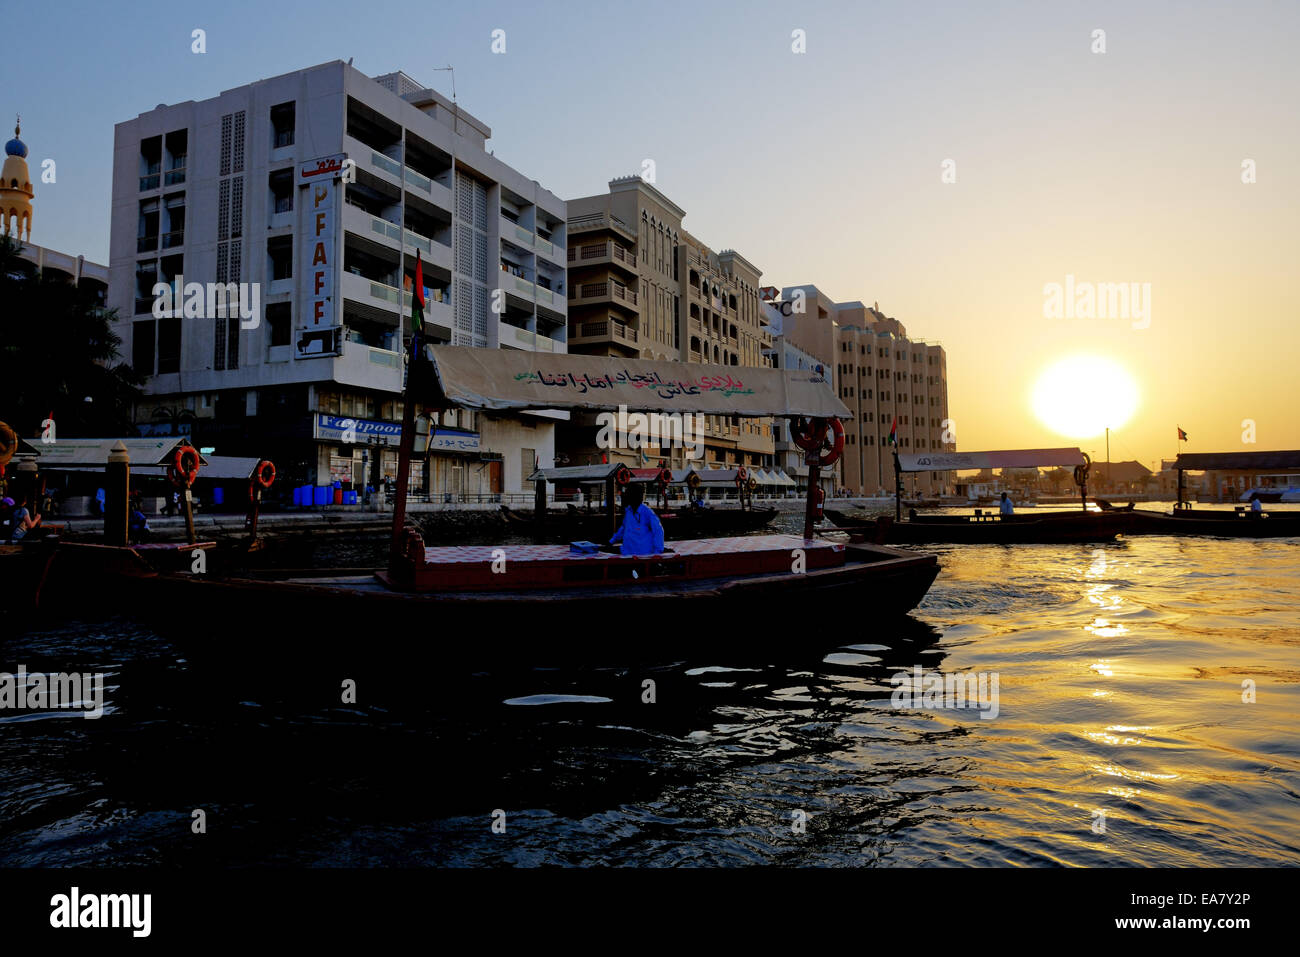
[1096,499,1136,511]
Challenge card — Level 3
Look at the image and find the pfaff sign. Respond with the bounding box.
[296,154,344,352]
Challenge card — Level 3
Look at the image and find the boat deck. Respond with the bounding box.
[416,533,838,565]
[400,534,848,592]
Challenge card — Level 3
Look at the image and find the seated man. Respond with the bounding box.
[608,482,665,556]
[999,491,1015,516]
[7,497,42,543]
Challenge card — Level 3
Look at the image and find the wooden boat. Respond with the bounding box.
[842,511,1136,545]
[1125,508,1300,539]
[22,347,941,640]
[500,502,778,540]
[1096,499,1136,511]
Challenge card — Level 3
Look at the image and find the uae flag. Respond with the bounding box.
[889,417,898,446]
[1177,426,1188,442]
[409,250,425,358]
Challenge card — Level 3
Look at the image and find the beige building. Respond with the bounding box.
[767,289,951,496]
[563,176,773,471]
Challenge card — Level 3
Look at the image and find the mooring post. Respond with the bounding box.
[105,440,130,547]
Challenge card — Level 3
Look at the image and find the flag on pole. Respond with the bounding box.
[1177,426,1188,442]
[409,250,425,359]
[889,417,898,447]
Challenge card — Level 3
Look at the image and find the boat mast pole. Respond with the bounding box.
[390,354,421,565]
[894,449,902,522]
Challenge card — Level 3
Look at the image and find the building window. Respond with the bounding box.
[267,303,291,347]
[133,320,156,374]
[157,318,182,374]
[271,101,295,147]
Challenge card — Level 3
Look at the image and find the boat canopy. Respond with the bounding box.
[416,346,851,419]
[526,464,621,484]
[23,437,209,469]
[896,448,1086,473]
[1175,450,1300,471]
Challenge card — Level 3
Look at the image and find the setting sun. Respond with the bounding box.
[1031,355,1140,440]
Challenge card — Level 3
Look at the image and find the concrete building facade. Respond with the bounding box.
[765,288,951,497]
[562,177,773,471]
[107,60,567,496]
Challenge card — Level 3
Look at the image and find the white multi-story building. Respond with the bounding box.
[107,60,568,496]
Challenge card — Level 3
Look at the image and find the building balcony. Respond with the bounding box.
[570,319,638,349]
[139,172,160,191]
[333,338,403,392]
[137,235,159,254]
[568,240,637,276]
[164,168,186,187]
[404,166,453,211]
[567,213,637,241]
[344,201,402,250]
[161,230,184,249]
[501,216,535,251]
[569,280,638,313]
[402,227,452,273]
[506,324,561,353]
[342,269,402,314]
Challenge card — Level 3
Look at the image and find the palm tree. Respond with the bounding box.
[0,236,143,437]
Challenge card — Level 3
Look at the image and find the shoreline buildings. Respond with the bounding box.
[107,60,568,495]
[765,287,951,497]
[561,177,774,471]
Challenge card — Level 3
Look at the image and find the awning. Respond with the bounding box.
[774,469,797,487]
[896,448,1086,473]
[526,464,620,483]
[1175,450,1300,471]
[24,437,209,469]
[416,346,851,419]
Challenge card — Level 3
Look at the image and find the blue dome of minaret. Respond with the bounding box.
[5,121,26,158]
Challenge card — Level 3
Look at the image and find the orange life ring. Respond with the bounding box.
[172,446,201,486]
[735,467,748,486]
[790,417,826,452]
[613,464,631,488]
[0,421,16,467]
[254,459,276,489]
[658,467,672,486]
[812,419,845,467]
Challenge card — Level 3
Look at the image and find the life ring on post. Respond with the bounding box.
[686,472,701,490]
[747,476,758,493]
[658,467,673,487]
[613,464,632,488]
[813,419,845,467]
[254,459,276,490]
[790,417,827,452]
[0,421,16,467]
[735,467,748,488]
[172,445,201,486]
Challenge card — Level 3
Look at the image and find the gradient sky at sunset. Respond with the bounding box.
[7,0,1297,466]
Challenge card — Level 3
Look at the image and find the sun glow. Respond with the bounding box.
[1031,355,1140,440]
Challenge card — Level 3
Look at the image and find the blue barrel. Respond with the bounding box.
[292,486,302,506]
[314,486,330,506]
[212,487,224,506]
[344,491,357,505]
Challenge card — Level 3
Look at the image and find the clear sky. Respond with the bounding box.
[6,0,1298,466]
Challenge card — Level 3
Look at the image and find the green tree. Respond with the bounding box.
[0,236,143,437]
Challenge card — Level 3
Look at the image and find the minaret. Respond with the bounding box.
[2,117,34,241]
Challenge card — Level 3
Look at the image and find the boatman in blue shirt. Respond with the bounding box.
[609,481,665,556]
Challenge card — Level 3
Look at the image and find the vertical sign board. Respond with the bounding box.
[296,153,346,356]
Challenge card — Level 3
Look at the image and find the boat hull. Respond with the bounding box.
[501,505,779,541]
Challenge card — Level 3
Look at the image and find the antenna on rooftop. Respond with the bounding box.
[430,65,457,134]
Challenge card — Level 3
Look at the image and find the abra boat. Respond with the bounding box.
[833,447,1116,545]
[27,346,941,636]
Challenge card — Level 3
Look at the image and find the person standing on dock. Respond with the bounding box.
[1000,492,1015,516]
[609,482,665,556]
